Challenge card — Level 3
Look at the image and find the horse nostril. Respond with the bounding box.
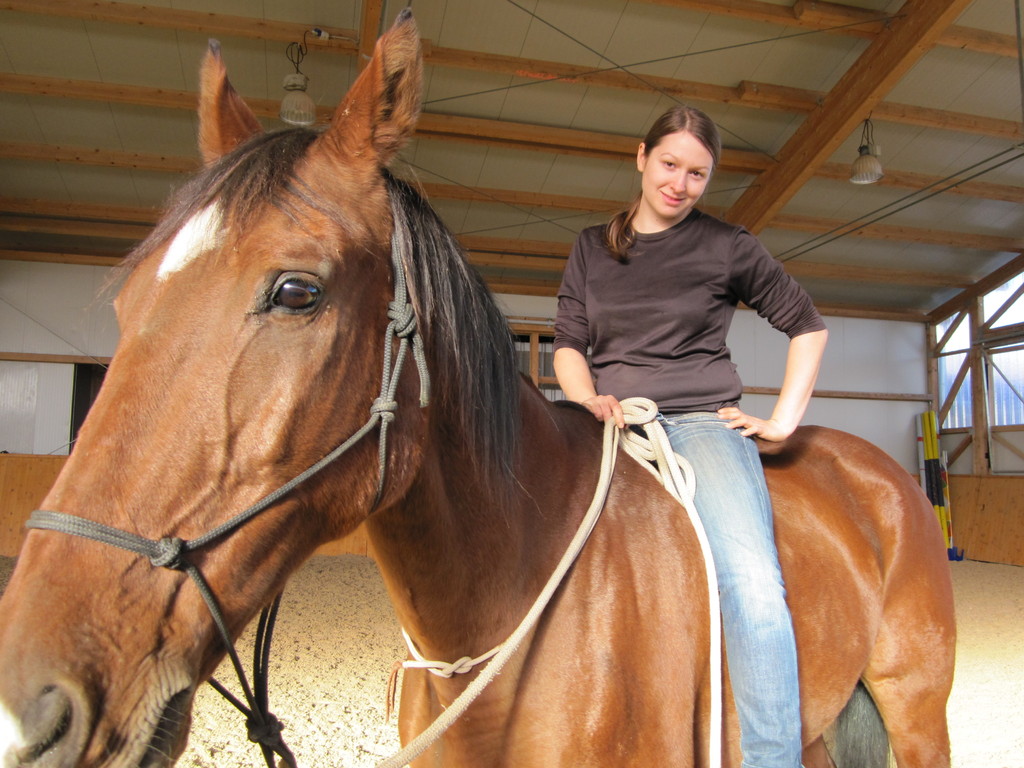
[15,684,74,765]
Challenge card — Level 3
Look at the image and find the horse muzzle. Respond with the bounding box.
[1,677,90,768]
[0,671,194,768]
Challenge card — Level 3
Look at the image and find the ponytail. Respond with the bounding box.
[603,197,641,263]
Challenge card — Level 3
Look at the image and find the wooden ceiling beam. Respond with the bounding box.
[814,163,1024,206]
[927,253,1024,322]
[0,196,160,223]
[0,215,150,240]
[461,237,571,259]
[480,273,937,322]
[418,184,623,214]
[466,246,971,288]
[0,0,358,51]
[0,141,198,174]
[357,0,385,71]
[0,248,122,266]
[807,302,928,322]
[781,260,971,288]
[772,213,1024,253]
[726,0,977,233]
[633,0,1018,58]
[427,170,1024,210]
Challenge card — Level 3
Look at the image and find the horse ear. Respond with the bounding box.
[198,40,263,165]
[316,9,422,168]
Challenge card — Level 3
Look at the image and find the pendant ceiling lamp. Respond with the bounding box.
[850,118,883,185]
[280,38,316,127]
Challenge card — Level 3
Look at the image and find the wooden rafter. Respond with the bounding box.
[357,0,385,70]
[982,281,1024,332]
[928,254,1024,323]
[0,249,121,267]
[938,353,972,425]
[632,0,1019,57]
[0,0,359,51]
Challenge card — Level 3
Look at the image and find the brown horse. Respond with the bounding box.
[0,11,954,768]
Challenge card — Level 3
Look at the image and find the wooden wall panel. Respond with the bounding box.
[949,475,1024,566]
[0,454,369,558]
[0,454,65,556]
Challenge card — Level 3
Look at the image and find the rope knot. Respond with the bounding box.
[371,397,398,423]
[246,713,285,747]
[437,656,478,678]
[150,537,186,569]
[387,300,417,338]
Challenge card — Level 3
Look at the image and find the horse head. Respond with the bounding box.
[0,11,427,768]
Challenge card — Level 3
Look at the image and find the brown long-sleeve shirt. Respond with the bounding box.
[554,209,825,414]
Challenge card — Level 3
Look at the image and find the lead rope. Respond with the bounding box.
[379,397,722,768]
[617,399,723,768]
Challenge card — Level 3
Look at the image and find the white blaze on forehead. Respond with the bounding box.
[0,700,26,758]
[158,203,224,279]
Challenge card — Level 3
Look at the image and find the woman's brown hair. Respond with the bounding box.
[604,105,721,262]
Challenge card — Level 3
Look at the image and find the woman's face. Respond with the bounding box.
[634,129,714,233]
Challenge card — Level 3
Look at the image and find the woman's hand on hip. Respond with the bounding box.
[581,394,625,429]
[717,407,793,442]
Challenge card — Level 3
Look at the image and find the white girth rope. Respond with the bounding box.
[377,397,722,768]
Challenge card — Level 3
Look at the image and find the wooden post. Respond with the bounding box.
[969,299,990,475]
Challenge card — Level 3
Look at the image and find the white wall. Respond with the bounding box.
[0,261,119,455]
[0,361,74,454]
[497,293,930,474]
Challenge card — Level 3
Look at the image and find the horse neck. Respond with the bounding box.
[366,380,585,661]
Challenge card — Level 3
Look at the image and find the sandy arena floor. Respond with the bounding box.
[1,555,1021,767]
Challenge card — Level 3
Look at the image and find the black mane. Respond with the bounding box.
[386,171,521,483]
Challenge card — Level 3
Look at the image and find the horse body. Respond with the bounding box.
[372,379,954,767]
[0,12,954,768]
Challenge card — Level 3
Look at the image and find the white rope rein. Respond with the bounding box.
[377,397,722,768]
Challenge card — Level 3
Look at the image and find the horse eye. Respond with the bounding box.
[270,275,322,312]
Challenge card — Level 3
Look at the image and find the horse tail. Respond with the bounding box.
[831,681,890,768]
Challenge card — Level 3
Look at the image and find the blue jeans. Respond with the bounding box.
[659,412,802,768]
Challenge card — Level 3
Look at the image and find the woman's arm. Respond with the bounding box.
[718,327,828,441]
[553,347,625,428]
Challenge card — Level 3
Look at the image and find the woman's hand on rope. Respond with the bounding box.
[580,394,625,429]
[717,407,792,442]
